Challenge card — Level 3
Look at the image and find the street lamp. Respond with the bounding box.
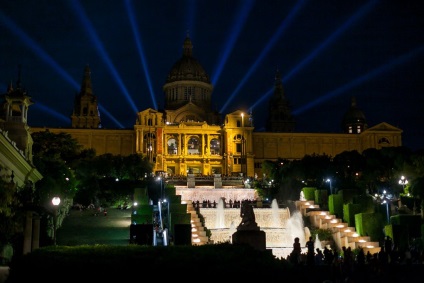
[375,190,390,224]
[326,179,332,195]
[399,176,408,192]
[51,196,61,245]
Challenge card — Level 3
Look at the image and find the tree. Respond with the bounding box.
[32,131,83,204]
[0,169,19,252]
[333,150,365,192]
[300,153,333,188]
[74,153,153,206]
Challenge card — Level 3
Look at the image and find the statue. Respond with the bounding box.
[237,200,259,231]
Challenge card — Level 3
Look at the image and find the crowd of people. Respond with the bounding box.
[287,235,424,281]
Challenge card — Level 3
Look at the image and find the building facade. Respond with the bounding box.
[29,35,402,178]
[1,68,43,255]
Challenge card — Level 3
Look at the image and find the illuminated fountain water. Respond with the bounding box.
[315,234,323,250]
[200,198,309,258]
[215,198,225,229]
[286,210,307,247]
[271,199,280,227]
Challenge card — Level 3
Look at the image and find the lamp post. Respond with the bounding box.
[326,179,332,195]
[51,196,61,246]
[375,190,390,224]
[399,175,408,192]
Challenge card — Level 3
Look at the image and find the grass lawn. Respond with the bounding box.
[56,207,132,246]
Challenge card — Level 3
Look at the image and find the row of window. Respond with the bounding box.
[143,134,247,155]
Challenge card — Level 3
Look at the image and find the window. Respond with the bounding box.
[187,136,200,155]
[167,138,178,155]
[236,143,242,153]
[210,138,220,155]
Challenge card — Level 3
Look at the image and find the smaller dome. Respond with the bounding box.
[341,97,367,133]
[342,97,366,125]
[166,35,210,84]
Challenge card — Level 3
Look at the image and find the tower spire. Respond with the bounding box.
[80,64,93,96]
[183,32,193,57]
[71,65,101,128]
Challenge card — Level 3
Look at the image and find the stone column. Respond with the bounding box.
[23,211,33,254]
[31,214,41,251]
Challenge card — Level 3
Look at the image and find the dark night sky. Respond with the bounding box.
[1,0,423,151]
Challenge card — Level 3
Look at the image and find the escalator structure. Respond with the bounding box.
[130,187,192,246]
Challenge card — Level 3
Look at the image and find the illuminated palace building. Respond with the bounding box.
[24,35,402,178]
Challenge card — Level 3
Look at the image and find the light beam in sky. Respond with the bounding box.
[220,0,306,113]
[125,0,158,110]
[69,1,139,115]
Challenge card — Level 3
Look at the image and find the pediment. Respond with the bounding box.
[175,102,203,113]
[171,102,207,123]
[365,122,402,132]
[138,108,159,115]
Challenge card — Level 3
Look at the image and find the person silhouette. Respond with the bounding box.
[306,236,315,265]
[290,237,302,264]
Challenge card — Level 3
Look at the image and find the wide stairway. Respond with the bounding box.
[183,200,209,245]
[296,200,381,255]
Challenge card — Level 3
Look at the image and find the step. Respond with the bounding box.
[192,228,207,237]
[307,210,330,217]
[295,200,315,211]
[363,247,381,255]
[308,211,332,226]
[346,235,371,243]
[318,217,340,228]
[336,228,358,242]
[321,220,347,230]
[301,205,320,215]
[348,241,380,250]
[192,237,209,245]
[340,235,370,247]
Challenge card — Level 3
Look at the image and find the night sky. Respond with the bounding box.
[1,1,423,151]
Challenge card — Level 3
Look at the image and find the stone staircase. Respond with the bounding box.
[296,200,381,255]
[183,200,209,245]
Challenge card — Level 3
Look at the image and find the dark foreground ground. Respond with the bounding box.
[3,207,424,282]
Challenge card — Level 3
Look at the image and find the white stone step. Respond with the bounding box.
[348,241,380,250]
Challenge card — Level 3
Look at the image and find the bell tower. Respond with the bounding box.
[71,65,101,128]
[266,70,295,132]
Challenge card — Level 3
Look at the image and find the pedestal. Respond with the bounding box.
[232,230,266,251]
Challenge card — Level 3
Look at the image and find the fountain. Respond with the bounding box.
[315,234,323,250]
[228,221,236,243]
[286,210,307,246]
[198,198,308,258]
[215,198,225,229]
[271,199,280,227]
[300,191,306,201]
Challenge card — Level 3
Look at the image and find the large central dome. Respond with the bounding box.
[166,35,210,83]
[163,34,217,124]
